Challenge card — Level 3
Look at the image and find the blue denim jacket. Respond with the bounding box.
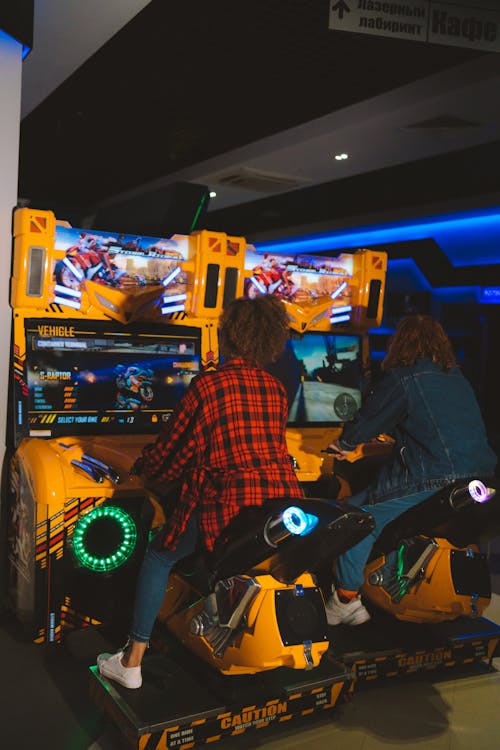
[338,358,497,504]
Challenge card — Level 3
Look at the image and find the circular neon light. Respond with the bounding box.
[468,480,491,504]
[281,506,319,536]
[282,506,307,535]
[72,505,137,572]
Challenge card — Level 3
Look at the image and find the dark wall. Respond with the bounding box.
[0,0,33,50]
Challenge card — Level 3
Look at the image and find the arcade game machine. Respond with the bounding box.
[5,206,246,644]
[241,243,391,498]
[242,248,500,691]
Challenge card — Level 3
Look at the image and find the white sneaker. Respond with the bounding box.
[324,589,371,626]
[97,650,142,689]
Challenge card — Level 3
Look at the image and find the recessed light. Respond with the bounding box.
[334,153,349,161]
[209,191,217,198]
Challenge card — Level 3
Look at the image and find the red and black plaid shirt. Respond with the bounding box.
[137,358,303,551]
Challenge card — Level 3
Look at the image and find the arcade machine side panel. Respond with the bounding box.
[242,245,387,489]
[6,436,115,643]
[7,430,165,643]
[7,443,66,642]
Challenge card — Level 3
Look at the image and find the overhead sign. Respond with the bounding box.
[329,1,500,52]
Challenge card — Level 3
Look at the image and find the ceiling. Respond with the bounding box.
[17,0,500,277]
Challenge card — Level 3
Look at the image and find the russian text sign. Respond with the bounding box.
[329,1,500,52]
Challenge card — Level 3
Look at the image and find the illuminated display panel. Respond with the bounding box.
[267,332,363,426]
[243,246,353,306]
[51,226,190,314]
[23,319,200,438]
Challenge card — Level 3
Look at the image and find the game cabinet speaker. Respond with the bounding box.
[62,496,154,637]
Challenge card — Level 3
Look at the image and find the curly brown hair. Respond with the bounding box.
[383,314,457,371]
[219,295,289,367]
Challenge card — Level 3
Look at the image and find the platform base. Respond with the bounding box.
[328,612,500,682]
[89,653,352,750]
[89,613,500,749]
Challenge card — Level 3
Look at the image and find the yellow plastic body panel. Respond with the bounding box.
[351,248,387,328]
[286,426,342,483]
[11,209,57,308]
[15,434,154,504]
[362,538,491,624]
[189,230,247,317]
[158,572,329,675]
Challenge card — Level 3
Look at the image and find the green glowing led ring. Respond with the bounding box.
[72,505,137,572]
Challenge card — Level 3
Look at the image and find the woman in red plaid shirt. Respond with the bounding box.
[98,295,303,688]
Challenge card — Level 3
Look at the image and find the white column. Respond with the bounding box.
[0,30,23,464]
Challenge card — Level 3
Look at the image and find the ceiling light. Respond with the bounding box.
[209,191,217,198]
[334,153,349,161]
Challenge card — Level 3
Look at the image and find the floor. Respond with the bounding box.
[1,576,500,750]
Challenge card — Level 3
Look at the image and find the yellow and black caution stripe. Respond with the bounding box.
[90,666,351,750]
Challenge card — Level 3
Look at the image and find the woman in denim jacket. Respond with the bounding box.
[325,314,497,626]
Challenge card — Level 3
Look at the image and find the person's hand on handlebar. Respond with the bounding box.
[325,440,350,461]
[129,456,145,478]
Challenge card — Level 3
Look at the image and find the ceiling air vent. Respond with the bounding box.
[213,167,312,193]
[401,114,483,132]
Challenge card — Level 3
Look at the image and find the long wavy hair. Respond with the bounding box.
[382,314,457,371]
[219,295,289,367]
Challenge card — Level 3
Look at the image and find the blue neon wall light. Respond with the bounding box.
[254,207,500,268]
[0,28,31,59]
[479,287,500,304]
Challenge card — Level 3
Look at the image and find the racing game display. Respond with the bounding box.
[244,247,354,305]
[21,319,201,438]
[268,332,363,425]
[54,226,190,288]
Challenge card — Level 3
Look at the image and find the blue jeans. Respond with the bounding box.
[130,513,199,643]
[336,490,434,592]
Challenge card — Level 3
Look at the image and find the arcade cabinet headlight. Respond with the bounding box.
[449,480,496,511]
[282,506,319,536]
[468,480,495,503]
[72,506,137,573]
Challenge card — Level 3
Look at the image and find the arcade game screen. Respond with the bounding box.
[267,332,363,425]
[22,319,201,438]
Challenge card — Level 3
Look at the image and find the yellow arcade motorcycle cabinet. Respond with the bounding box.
[5,207,260,643]
[362,476,500,624]
[5,207,386,651]
[152,494,375,675]
[327,442,500,627]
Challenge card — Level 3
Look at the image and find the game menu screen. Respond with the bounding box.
[22,319,201,438]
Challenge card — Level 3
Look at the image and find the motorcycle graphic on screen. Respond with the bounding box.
[115,365,154,410]
[54,235,127,290]
[244,256,299,301]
